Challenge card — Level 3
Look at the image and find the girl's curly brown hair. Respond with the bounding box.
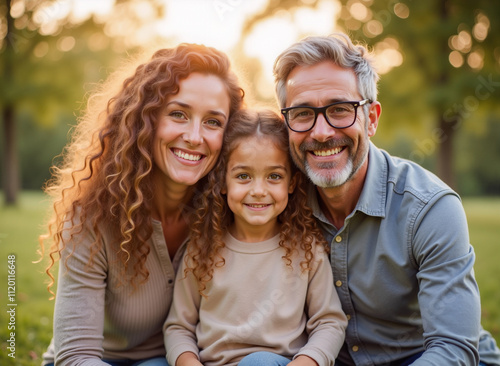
[185,109,328,296]
[38,43,244,296]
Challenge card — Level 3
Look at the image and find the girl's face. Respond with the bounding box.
[153,72,231,188]
[223,136,296,242]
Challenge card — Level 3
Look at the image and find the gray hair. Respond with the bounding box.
[273,33,379,108]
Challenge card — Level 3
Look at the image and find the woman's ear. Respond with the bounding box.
[288,172,298,194]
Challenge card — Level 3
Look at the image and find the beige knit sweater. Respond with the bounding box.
[164,233,347,366]
[43,217,185,365]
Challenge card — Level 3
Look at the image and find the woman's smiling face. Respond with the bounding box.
[153,72,231,188]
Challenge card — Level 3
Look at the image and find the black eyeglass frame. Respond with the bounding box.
[281,99,372,132]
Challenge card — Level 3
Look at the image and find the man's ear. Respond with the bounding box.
[367,101,381,137]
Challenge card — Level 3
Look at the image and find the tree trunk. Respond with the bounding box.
[435,0,456,189]
[3,105,19,205]
[2,0,19,205]
[436,114,456,190]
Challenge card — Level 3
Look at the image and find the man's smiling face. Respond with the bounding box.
[285,61,376,188]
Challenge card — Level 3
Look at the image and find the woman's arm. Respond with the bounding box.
[53,224,109,365]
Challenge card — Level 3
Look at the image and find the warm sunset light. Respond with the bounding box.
[26,0,410,88]
[2,3,499,364]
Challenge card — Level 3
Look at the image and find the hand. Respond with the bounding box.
[176,351,203,366]
[288,355,319,366]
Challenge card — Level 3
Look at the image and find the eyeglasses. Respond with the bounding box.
[281,99,372,133]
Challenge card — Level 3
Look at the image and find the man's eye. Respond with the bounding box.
[290,108,314,119]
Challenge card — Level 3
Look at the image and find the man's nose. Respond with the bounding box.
[310,113,336,142]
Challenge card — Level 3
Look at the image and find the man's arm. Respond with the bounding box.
[411,193,480,365]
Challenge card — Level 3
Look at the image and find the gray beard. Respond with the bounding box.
[304,159,354,188]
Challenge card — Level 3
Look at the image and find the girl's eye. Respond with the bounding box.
[269,173,282,180]
[236,173,250,180]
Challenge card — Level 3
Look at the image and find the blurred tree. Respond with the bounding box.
[242,0,500,189]
[0,0,166,205]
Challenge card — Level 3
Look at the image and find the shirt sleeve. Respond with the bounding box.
[163,253,202,366]
[411,193,480,365]
[295,246,348,366]
[53,222,109,366]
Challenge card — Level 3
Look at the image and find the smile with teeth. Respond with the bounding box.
[173,149,203,162]
[312,146,343,157]
[246,203,270,208]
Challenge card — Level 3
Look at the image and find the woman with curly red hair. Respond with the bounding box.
[164,109,347,366]
[39,43,244,366]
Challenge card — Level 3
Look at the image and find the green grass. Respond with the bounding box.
[0,192,499,365]
[0,191,54,366]
[463,197,500,338]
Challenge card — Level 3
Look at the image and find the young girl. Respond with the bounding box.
[164,109,347,366]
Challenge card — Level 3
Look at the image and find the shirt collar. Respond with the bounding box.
[355,141,386,218]
[308,141,387,222]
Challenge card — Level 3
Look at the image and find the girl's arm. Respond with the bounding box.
[289,355,319,366]
[164,254,202,366]
[176,351,204,366]
[295,246,348,365]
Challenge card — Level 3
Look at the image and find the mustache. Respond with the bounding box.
[299,138,353,152]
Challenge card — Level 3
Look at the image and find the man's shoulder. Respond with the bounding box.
[374,147,456,202]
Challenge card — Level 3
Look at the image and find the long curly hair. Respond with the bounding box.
[38,43,244,296]
[186,109,327,296]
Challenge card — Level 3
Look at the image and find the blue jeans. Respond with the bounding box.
[238,352,291,366]
[334,353,489,366]
[105,357,169,366]
[44,357,168,366]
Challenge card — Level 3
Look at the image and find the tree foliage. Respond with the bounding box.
[0,0,166,204]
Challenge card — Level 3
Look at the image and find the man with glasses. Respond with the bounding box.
[273,33,500,366]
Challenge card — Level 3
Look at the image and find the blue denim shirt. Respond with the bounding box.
[308,143,499,365]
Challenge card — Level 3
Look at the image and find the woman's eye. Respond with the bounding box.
[169,111,186,119]
[206,118,222,127]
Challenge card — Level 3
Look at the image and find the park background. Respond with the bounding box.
[0,0,499,364]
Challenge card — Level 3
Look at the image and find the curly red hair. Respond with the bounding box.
[38,43,244,296]
[185,109,327,296]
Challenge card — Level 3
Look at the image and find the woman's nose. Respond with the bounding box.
[183,121,203,146]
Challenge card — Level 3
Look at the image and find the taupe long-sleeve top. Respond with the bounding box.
[164,233,347,366]
[42,216,185,365]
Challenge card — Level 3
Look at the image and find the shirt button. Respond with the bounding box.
[335,236,342,243]
[168,279,173,284]
[346,314,351,320]
[352,345,359,352]
[335,280,342,287]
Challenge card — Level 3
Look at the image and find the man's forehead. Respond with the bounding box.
[285,61,358,106]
